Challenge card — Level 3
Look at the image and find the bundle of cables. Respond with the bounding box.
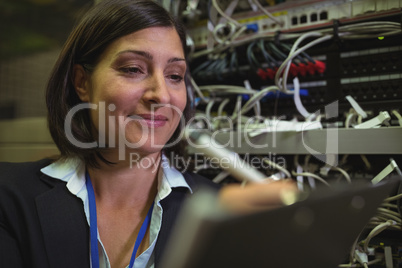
[190,0,402,122]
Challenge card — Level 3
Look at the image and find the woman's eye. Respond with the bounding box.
[168,74,184,83]
[120,66,143,74]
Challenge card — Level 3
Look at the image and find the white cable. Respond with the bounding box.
[244,80,261,117]
[213,22,237,44]
[251,0,283,26]
[280,35,332,93]
[355,249,368,268]
[340,27,401,39]
[345,112,356,128]
[263,158,291,178]
[332,166,352,184]
[362,220,396,253]
[345,95,367,118]
[186,34,195,59]
[293,77,311,118]
[360,155,371,170]
[348,230,362,264]
[376,208,401,222]
[191,77,209,103]
[392,110,402,126]
[231,95,243,123]
[215,102,232,129]
[205,98,216,121]
[339,22,400,31]
[217,0,239,25]
[274,32,331,93]
[211,0,245,46]
[296,164,304,191]
[198,85,258,95]
[354,111,391,129]
[275,31,322,89]
[340,21,400,29]
[237,85,278,117]
[194,163,211,173]
[293,155,304,191]
[357,115,363,125]
[212,0,240,27]
[368,218,401,225]
[211,24,248,54]
[212,170,230,183]
[303,155,317,189]
[371,159,400,184]
[218,98,230,117]
[342,30,401,39]
[229,25,248,43]
[291,171,330,186]
[339,258,382,267]
[384,193,402,202]
[381,203,398,210]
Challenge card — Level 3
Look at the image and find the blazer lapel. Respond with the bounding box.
[154,187,189,266]
[36,174,90,268]
[154,172,221,266]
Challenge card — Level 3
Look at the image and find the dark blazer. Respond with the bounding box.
[0,159,219,268]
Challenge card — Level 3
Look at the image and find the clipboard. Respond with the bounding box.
[161,177,399,268]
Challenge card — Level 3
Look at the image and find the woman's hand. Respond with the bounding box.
[218,180,298,214]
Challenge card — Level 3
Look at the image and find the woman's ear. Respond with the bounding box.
[73,64,90,102]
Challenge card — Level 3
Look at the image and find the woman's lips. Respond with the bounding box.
[130,114,168,127]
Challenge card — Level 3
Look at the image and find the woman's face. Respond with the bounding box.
[75,26,187,157]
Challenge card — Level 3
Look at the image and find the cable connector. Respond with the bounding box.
[295,62,307,76]
[346,95,368,119]
[306,61,316,75]
[266,68,277,80]
[289,63,299,77]
[246,23,258,33]
[391,110,402,127]
[257,68,269,80]
[314,60,326,74]
[355,249,368,268]
[372,158,400,184]
[354,111,391,129]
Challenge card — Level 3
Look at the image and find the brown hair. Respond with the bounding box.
[46,0,192,169]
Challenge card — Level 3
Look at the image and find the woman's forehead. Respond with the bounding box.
[102,27,185,61]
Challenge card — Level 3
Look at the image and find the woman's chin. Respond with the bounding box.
[123,139,167,154]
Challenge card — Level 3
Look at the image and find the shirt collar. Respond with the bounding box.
[157,154,193,201]
[40,155,192,200]
[40,157,86,195]
[160,154,192,193]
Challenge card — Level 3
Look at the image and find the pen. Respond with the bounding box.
[185,129,267,184]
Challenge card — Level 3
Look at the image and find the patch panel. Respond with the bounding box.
[340,79,402,102]
[188,1,402,127]
[340,48,402,77]
[265,85,327,118]
[187,0,402,48]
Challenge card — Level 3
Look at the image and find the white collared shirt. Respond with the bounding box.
[40,155,192,268]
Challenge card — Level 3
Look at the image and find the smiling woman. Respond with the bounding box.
[73,27,188,158]
[0,1,296,268]
[1,1,208,267]
[46,0,192,169]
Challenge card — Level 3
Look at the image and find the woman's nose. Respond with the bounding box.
[143,72,171,105]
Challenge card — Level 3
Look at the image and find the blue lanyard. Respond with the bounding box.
[85,172,154,268]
